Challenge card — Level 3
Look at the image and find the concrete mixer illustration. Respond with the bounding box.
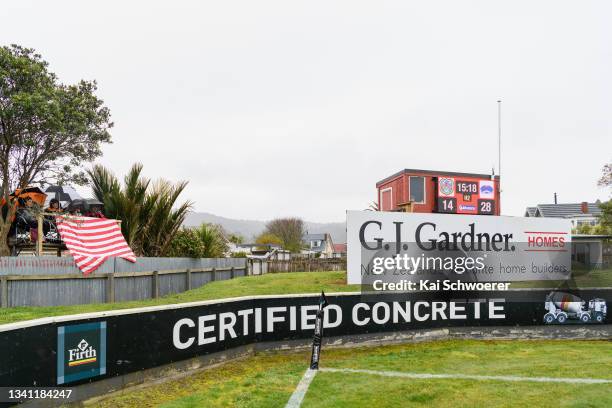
[544,291,607,324]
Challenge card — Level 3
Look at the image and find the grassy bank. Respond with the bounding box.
[1,269,609,326]
[96,339,612,408]
[0,271,358,325]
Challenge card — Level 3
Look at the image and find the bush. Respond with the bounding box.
[167,228,206,258]
[167,223,228,258]
[231,251,248,258]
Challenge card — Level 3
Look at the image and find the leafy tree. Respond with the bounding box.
[255,232,283,246]
[596,163,612,235]
[597,200,612,235]
[167,228,205,258]
[88,163,192,256]
[0,45,112,255]
[263,217,305,252]
[228,233,244,245]
[598,163,611,188]
[574,223,593,235]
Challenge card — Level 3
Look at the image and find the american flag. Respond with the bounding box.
[56,216,136,275]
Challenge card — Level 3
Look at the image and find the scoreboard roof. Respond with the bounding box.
[376,168,500,187]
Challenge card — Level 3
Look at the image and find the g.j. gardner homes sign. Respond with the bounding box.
[346,211,572,286]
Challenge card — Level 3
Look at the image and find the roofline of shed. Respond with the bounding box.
[376,168,500,187]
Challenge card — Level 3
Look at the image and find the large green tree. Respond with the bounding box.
[0,45,112,255]
[88,163,192,256]
[263,217,305,252]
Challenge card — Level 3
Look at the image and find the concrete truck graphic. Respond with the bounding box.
[544,291,607,324]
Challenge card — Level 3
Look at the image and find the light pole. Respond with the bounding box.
[497,99,502,194]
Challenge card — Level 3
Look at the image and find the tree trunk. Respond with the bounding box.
[0,203,17,257]
[0,221,11,256]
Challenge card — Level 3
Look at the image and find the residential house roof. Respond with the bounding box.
[333,243,347,253]
[524,202,603,218]
[303,233,333,253]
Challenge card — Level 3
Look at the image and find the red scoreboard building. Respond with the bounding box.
[376,168,501,216]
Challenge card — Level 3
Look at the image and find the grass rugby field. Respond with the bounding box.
[2,270,610,406]
[95,339,612,408]
[1,269,610,325]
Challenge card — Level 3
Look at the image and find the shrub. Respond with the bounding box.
[167,228,206,258]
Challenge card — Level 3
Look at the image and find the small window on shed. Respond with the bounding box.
[409,176,425,204]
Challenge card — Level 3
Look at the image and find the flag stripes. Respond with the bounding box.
[56,216,136,275]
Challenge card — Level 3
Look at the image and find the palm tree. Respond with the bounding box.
[366,201,379,211]
[197,223,228,258]
[88,163,192,256]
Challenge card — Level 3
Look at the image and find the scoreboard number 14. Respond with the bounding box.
[439,197,456,213]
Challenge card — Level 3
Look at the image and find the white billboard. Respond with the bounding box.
[347,211,572,285]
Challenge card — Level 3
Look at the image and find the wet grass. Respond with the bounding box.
[96,339,612,408]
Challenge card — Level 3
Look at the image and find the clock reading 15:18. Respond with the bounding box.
[456,181,477,194]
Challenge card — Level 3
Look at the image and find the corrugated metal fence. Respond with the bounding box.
[0,256,247,308]
[247,257,346,274]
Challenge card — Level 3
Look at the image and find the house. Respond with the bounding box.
[524,202,603,228]
[303,233,334,258]
[332,243,347,258]
[524,201,609,268]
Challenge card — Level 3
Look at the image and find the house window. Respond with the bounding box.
[409,176,425,204]
[311,240,321,248]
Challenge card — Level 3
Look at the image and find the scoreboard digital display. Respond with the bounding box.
[437,177,496,215]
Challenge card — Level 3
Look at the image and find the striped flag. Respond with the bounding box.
[56,216,136,275]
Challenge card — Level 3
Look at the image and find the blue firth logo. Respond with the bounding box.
[480,185,493,194]
[57,321,106,385]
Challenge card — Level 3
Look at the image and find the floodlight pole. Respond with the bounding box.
[497,99,502,194]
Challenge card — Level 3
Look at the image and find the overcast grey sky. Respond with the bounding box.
[2,1,610,222]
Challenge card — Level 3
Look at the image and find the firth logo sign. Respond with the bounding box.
[57,322,106,385]
[68,339,97,367]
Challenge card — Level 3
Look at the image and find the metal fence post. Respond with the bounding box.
[106,273,115,303]
[230,266,235,279]
[211,267,216,282]
[0,276,8,308]
[153,271,160,298]
[186,268,192,291]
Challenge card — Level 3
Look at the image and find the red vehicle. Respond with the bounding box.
[376,168,501,216]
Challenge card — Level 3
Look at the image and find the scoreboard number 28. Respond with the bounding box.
[477,199,495,215]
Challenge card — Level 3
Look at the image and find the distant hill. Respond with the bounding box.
[183,212,346,244]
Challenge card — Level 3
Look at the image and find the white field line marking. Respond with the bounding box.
[285,369,318,408]
[319,368,612,385]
